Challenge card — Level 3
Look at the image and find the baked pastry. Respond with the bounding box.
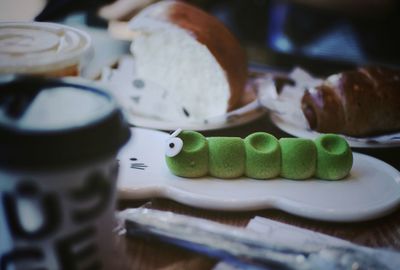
[165,129,208,177]
[279,138,316,180]
[315,134,353,180]
[301,66,400,137]
[129,0,247,121]
[244,132,280,179]
[165,130,352,180]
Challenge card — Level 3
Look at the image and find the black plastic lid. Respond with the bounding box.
[0,75,131,170]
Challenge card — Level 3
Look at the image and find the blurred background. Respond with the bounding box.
[2,0,399,76]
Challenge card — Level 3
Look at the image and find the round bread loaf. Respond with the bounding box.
[129,0,247,121]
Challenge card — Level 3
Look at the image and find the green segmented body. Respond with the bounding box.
[165,131,353,180]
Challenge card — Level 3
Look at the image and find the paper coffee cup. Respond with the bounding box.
[0,21,92,76]
[0,75,130,269]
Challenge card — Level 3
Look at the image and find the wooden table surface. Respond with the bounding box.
[115,114,400,270]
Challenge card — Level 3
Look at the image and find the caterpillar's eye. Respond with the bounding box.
[165,137,183,157]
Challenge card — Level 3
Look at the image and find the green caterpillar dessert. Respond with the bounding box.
[165,129,353,180]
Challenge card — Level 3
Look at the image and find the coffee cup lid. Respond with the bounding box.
[0,75,131,169]
[0,21,92,75]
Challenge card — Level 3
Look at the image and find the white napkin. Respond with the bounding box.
[257,67,323,129]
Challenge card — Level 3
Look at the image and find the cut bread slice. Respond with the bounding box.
[129,0,247,121]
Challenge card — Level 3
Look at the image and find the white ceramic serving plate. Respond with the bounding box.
[125,99,266,131]
[117,128,400,222]
[270,114,400,149]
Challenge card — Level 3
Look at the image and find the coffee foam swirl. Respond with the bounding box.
[0,22,92,74]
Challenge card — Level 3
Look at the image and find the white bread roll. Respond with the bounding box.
[129,0,247,121]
